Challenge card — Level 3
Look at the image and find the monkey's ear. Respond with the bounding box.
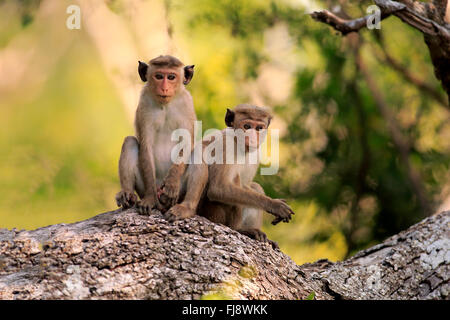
[138,61,148,82]
[183,65,194,85]
[225,108,235,127]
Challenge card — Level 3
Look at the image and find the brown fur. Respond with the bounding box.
[149,55,184,68]
[115,55,196,214]
[164,104,294,248]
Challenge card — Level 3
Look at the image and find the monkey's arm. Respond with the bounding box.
[207,165,294,224]
[159,162,187,207]
[159,146,192,209]
[137,129,163,213]
[160,114,196,208]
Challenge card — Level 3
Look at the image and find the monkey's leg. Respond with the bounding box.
[238,182,279,249]
[164,163,208,222]
[159,163,186,210]
[207,175,294,224]
[200,201,234,226]
[116,136,142,209]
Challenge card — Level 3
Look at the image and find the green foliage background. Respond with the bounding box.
[1,0,448,264]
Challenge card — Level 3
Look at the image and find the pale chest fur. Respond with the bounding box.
[222,130,259,186]
[137,93,193,184]
[237,163,258,186]
[152,109,178,183]
[233,150,259,186]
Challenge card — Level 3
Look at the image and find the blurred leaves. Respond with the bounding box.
[0,27,130,229]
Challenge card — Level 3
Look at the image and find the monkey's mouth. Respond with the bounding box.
[158,95,170,99]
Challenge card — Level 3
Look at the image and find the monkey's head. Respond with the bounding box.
[225,104,272,149]
[138,55,194,105]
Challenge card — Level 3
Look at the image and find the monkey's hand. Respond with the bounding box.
[159,177,181,210]
[137,195,164,215]
[163,204,196,222]
[115,190,138,209]
[267,199,295,225]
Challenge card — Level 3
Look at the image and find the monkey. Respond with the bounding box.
[163,104,295,248]
[115,55,196,215]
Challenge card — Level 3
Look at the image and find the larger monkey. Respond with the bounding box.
[165,104,294,248]
[115,55,196,214]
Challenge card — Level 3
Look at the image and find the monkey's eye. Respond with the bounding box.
[256,125,264,131]
[243,124,252,130]
[155,73,164,80]
[167,74,176,81]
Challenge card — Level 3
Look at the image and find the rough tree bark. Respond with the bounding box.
[0,209,448,300]
[311,0,450,105]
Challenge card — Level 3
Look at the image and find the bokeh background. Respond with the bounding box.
[1,0,449,264]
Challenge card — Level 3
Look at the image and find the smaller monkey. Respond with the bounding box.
[115,55,196,214]
[164,104,294,248]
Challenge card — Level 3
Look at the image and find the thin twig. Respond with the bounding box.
[311,0,450,39]
[310,9,392,35]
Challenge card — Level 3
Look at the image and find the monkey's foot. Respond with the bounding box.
[238,229,279,250]
[158,178,181,211]
[137,196,163,215]
[115,190,138,209]
[163,204,195,222]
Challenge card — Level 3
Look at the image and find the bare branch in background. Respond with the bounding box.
[311,0,450,104]
[345,81,371,257]
[312,3,436,216]
[354,41,432,216]
[310,3,398,35]
[372,33,448,108]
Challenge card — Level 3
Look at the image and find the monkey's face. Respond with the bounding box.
[237,119,268,149]
[225,105,272,150]
[149,67,181,104]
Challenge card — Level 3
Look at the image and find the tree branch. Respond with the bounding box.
[311,0,450,123]
[345,82,371,258]
[372,33,448,108]
[311,0,450,38]
[0,209,448,299]
[354,43,433,216]
[310,8,394,35]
